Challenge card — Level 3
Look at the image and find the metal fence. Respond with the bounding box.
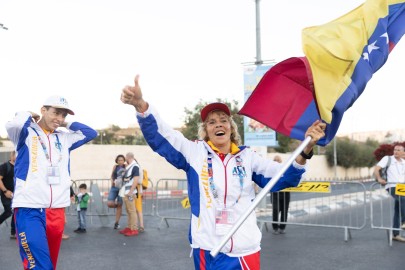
[7,176,400,243]
[152,179,369,241]
[154,178,190,228]
[369,182,405,246]
[256,181,368,241]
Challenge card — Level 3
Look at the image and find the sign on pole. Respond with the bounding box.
[243,64,278,147]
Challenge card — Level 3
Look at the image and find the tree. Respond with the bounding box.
[182,99,244,142]
[133,135,147,145]
[325,137,377,170]
[93,131,114,144]
[273,133,298,153]
[353,144,377,168]
[325,138,355,169]
[373,141,405,161]
[110,125,121,132]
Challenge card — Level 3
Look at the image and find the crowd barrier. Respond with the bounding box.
[152,179,370,240]
[256,181,368,241]
[56,178,405,244]
[154,178,189,228]
[369,182,405,246]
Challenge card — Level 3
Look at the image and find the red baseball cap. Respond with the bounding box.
[200,102,231,122]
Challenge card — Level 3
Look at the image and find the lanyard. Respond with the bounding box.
[31,127,62,165]
[207,153,246,208]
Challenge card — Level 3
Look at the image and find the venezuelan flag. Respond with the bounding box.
[239,0,405,146]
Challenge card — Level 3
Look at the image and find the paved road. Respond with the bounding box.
[1,211,405,270]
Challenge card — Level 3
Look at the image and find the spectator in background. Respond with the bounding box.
[107,154,126,229]
[271,155,291,235]
[374,144,405,242]
[134,158,145,233]
[0,151,16,239]
[74,183,90,233]
[118,152,142,237]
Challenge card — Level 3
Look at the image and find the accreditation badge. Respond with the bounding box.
[47,166,60,185]
[215,207,235,236]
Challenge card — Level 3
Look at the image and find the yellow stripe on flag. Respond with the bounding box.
[302,0,393,123]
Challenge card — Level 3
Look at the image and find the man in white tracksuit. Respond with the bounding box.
[6,95,97,270]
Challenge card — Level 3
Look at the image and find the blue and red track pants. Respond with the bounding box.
[14,208,65,270]
[192,248,260,270]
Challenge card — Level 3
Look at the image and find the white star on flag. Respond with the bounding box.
[367,40,379,54]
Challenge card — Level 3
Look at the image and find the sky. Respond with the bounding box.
[1,0,404,138]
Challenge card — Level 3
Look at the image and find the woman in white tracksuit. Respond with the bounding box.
[120,75,325,270]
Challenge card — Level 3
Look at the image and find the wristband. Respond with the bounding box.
[300,149,313,159]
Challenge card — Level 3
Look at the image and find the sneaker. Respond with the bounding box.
[392,235,405,242]
[74,228,82,233]
[10,234,16,240]
[272,230,279,235]
[124,229,139,237]
[62,233,70,240]
[114,223,120,230]
[279,229,286,234]
[119,227,131,234]
[401,223,405,230]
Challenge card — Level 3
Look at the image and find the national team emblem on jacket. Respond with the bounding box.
[55,141,62,151]
[233,156,246,178]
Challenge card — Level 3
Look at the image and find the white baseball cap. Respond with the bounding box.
[43,95,75,115]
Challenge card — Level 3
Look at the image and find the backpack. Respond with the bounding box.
[142,169,149,190]
[375,156,391,182]
[119,164,148,196]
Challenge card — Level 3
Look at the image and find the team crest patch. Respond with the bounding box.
[232,156,246,178]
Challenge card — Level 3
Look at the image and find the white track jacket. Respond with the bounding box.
[6,111,97,209]
[137,105,306,257]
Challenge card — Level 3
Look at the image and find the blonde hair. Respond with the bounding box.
[197,113,242,145]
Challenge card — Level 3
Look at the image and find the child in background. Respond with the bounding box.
[74,183,90,233]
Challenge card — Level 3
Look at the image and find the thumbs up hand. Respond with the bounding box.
[121,74,148,113]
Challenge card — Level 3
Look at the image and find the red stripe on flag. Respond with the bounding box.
[239,57,314,136]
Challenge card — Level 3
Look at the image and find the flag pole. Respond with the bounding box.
[210,136,312,257]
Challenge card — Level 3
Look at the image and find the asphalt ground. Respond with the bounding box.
[1,210,405,270]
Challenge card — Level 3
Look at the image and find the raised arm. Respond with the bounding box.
[295,120,326,165]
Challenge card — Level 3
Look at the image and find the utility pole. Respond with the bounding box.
[255,0,263,65]
[333,138,338,180]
